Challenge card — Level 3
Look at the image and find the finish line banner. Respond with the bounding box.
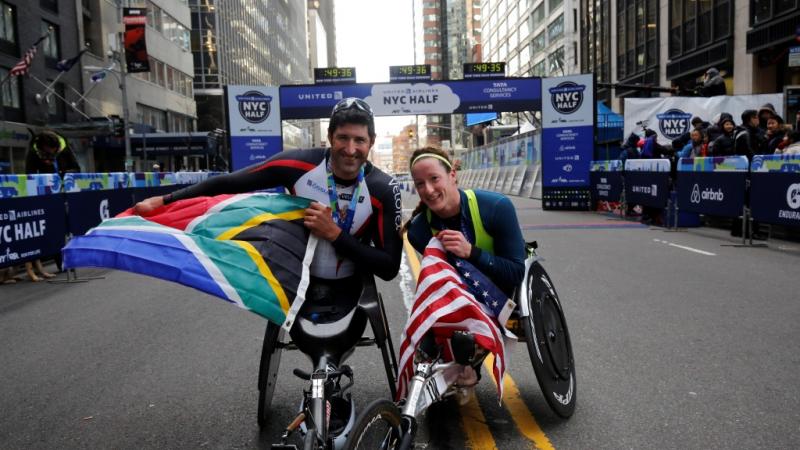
[226,85,283,170]
[279,78,542,120]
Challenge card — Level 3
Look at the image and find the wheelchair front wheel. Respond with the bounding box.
[344,399,402,450]
[257,321,284,427]
[523,261,576,418]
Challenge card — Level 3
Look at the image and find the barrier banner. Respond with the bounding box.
[0,194,66,268]
[227,85,282,170]
[675,156,748,217]
[624,94,783,146]
[624,159,671,208]
[750,155,800,226]
[589,160,623,202]
[0,174,62,198]
[66,189,134,236]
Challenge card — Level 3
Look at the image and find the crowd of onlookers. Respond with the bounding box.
[620,103,800,164]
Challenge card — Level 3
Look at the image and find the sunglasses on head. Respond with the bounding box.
[331,97,373,118]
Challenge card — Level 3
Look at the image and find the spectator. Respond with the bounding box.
[734,109,766,158]
[672,116,710,150]
[709,116,736,156]
[764,115,787,154]
[706,112,732,143]
[699,67,727,97]
[678,128,707,158]
[757,103,778,130]
[619,132,641,163]
[152,163,160,172]
[776,130,800,155]
[25,130,81,177]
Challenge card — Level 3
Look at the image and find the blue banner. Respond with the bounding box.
[675,171,746,217]
[279,78,543,120]
[66,189,135,236]
[0,194,66,268]
[230,136,284,169]
[590,171,623,202]
[750,172,800,226]
[541,126,593,186]
[624,171,670,208]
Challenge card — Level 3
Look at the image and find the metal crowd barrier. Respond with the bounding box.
[0,172,221,269]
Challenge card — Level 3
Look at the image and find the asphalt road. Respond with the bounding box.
[1,191,798,449]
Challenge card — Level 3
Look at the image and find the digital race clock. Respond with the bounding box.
[463,62,506,79]
[389,64,432,82]
[313,67,357,85]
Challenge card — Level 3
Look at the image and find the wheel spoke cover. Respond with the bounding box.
[522,262,576,418]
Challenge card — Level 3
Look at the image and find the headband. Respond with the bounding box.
[411,153,452,169]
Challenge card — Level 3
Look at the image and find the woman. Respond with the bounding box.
[678,128,707,158]
[709,116,736,156]
[403,147,525,298]
[764,115,787,154]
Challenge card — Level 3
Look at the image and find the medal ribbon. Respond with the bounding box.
[326,159,364,235]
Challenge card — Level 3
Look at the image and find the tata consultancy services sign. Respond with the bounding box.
[226,85,282,170]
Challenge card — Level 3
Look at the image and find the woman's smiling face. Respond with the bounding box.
[411,157,459,218]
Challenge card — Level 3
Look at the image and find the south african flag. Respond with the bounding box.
[62,193,316,326]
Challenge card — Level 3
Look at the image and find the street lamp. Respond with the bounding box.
[85,59,132,172]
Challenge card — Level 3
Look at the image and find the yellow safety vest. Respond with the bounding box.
[426,189,494,254]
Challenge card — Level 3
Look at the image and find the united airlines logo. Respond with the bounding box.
[236,91,271,123]
[549,82,585,114]
[657,109,692,140]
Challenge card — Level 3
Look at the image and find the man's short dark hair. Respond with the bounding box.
[35,130,60,149]
[327,98,376,139]
[691,116,703,126]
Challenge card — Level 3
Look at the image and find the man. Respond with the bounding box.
[23,130,81,280]
[135,97,402,315]
[699,67,726,97]
[734,109,766,159]
[25,130,81,177]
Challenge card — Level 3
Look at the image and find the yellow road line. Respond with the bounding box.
[403,234,554,450]
[485,354,555,450]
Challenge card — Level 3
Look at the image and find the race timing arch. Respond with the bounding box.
[223,73,596,209]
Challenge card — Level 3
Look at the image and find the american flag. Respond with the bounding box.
[9,34,49,77]
[396,238,508,401]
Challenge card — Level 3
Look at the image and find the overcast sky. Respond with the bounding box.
[334,0,417,137]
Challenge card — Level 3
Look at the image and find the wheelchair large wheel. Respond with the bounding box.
[257,321,283,427]
[522,261,576,418]
[344,399,402,450]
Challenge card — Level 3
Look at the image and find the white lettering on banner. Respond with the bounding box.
[701,188,724,202]
[778,210,800,220]
[14,220,46,241]
[100,199,110,220]
[482,82,518,98]
[596,183,611,190]
[632,185,658,196]
[0,247,20,263]
[1,225,11,243]
[787,183,800,209]
[297,93,335,100]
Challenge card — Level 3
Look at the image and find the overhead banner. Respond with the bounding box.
[279,78,542,120]
[123,8,150,73]
[226,85,282,171]
[624,94,784,146]
[541,73,595,188]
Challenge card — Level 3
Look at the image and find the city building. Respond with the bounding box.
[393,124,417,175]
[0,0,84,173]
[370,134,394,174]
[580,0,799,113]
[189,0,326,151]
[81,0,197,172]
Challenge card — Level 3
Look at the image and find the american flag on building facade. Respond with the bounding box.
[396,238,509,401]
[9,34,50,77]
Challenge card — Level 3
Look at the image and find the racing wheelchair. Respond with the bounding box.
[344,241,576,449]
[259,272,398,450]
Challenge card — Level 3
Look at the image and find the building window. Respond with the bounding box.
[616,0,658,82]
[531,4,545,30]
[548,46,565,75]
[40,0,57,13]
[547,14,564,42]
[532,31,546,54]
[0,67,20,108]
[41,21,59,59]
[532,59,546,77]
[752,0,798,25]
[549,0,564,10]
[0,2,15,44]
[669,0,732,58]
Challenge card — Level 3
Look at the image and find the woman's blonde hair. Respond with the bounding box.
[400,147,454,234]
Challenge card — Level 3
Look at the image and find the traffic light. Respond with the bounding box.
[110,115,125,137]
[408,128,415,139]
